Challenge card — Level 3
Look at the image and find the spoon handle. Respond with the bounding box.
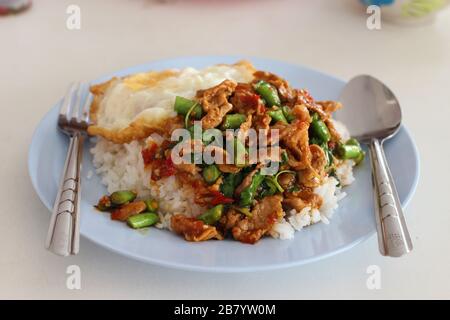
[369,138,413,257]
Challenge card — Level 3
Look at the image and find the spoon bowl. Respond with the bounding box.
[337,75,402,142]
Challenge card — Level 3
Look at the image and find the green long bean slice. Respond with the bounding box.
[144,198,159,213]
[282,106,296,123]
[184,102,202,128]
[254,80,281,107]
[311,112,319,122]
[220,172,243,198]
[260,177,278,197]
[239,172,265,207]
[345,138,360,147]
[337,138,364,163]
[281,151,289,165]
[274,170,296,193]
[202,164,221,184]
[335,144,361,159]
[234,138,247,167]
[110,190,137,206]
[175,96,202,119]
[95,196,112,212]
[127,213,159,229]
[318,142,333,167]
[202,129,222,144]
[310,119,331,143]
[233,206,252,218]
[221,114,247,130]
[198,205,224,225]
[354,150,366,165]
[268,109,288,124]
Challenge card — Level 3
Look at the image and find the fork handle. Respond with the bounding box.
[45,132,84,256]
[369,138,413,257]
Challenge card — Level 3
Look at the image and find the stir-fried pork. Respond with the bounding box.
[171,214,222,242]
[232,195,283,244]
[197,80,237,129]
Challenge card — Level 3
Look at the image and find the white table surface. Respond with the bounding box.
[1,0,449,299]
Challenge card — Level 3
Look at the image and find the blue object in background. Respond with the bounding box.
[361,0,395,6]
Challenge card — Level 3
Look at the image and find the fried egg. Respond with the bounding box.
[88,61,255,143]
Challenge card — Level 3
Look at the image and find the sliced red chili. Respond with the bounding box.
[141,143,158,166]
[256,102,266,115]
[240,93,260,109]
[159,156,177,178]
[210,190,234,206]
[150,156,177,181]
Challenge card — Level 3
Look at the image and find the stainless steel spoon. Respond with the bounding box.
[338,75,413,257]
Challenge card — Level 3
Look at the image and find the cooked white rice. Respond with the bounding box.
[270,176,347,239]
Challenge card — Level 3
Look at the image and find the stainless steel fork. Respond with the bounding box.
[45,82,92,256]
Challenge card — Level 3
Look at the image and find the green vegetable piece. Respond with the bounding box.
[174,96,202,119]
[220,172,243,198]
[268,109,288,124]
[184,102,202,128]
[95,204,109,212]
[335,144,362,159]
[197,205,224,225]
[309,136,321,145]
[190,151,203,165]
[265,176,282,193]
[234,138,247,167]
[325,145,334,167]
[310,119,331,143]
[127,213,159,229]
[220,174,234,198]
[274,170,296,193]
[187,125,195,138]
[287,184,300,193]
[319,142,334,167]
[144,199,159,213]
[191,104,203,120]
[186,123,202,143]
[260,178,277,197]
[233,206,252,218]
[95,195,112,211]
[110,190,137,206]
[174,96,193,115]
[202,129,222,144]
[221,114,247,130]
[239,172,265,207]
[202,164,221,185]
[354,150,366,165]
[282,106,296,123]
[281,151,289,165]
[311,112,319,122]
[254,80,281,107]
[346,138,361,147]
